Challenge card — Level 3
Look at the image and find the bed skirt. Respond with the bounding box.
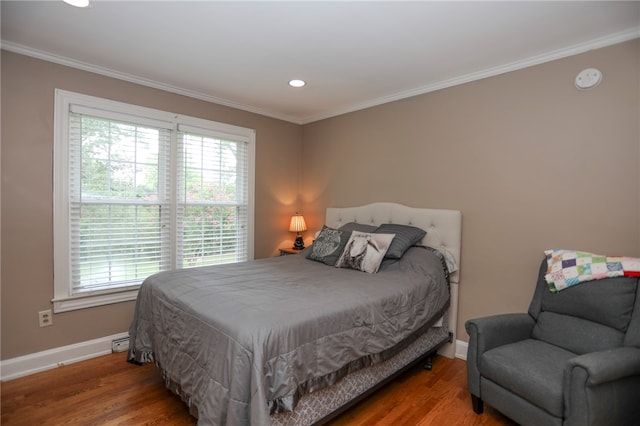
[270,312,451,425]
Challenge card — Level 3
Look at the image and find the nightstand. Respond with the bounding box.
[279,247,303,256]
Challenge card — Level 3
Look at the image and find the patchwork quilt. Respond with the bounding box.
[544,249,640,292]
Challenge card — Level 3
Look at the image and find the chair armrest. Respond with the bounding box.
[465,313,535,354]
[564,347,640,426]
[567,347,640,385]
[465,313,535,397]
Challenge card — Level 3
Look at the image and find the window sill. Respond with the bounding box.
[52,288,139,313]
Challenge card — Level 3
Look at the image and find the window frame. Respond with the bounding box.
[53,89,255,313]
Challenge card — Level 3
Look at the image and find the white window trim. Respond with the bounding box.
[53,89,255,313]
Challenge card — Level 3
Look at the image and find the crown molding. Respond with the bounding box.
[299,26,640,124]
[0,41,304,125]
[3,25,638,126]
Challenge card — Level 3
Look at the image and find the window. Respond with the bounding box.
[53,90,255,312]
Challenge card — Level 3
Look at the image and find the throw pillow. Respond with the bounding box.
[338,222,379,233]
[307,225,350,266]
[375,223,426,259]
[336,231,395,273]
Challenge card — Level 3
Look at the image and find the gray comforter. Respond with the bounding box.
[128,246,449,426]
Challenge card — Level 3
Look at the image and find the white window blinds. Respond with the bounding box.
[54,90,255,312]
[177,125,250,268]
[68,111,173,294]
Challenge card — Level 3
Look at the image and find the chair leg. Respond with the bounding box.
[471,395,484,414]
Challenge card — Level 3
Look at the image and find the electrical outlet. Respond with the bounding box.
[38,309,53,327]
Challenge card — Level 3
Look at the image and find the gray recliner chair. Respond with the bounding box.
[465,258,640,426]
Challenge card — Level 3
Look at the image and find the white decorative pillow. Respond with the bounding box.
[440,247,459,273]
[336,231,395,273]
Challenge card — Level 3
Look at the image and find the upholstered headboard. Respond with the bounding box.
[326,202,462,358]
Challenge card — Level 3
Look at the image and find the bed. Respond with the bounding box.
[128,202,462,426]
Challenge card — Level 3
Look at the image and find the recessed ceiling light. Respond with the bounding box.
[288,79,306,88]
[63,0,90,7]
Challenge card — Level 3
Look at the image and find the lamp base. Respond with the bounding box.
[293,235,305,250]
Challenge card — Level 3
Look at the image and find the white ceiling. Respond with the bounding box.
[2,1,639,124]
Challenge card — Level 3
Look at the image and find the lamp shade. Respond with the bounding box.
[289,214,307,233]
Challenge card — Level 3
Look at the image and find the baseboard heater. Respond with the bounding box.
[111,337,130,353]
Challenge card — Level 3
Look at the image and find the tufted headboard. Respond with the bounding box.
[325,202,462,358]
[326,202,462,283]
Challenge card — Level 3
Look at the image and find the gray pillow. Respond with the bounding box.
[338,222,378,233]
[375,223,426,259]
[307,225,350,266]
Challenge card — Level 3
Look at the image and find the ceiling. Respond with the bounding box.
[2,1,639,124]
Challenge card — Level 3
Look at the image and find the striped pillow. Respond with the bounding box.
[375,224,426,259]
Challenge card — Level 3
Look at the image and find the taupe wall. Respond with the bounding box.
[1,51,302,359]
[301,40,640,342]
[2,39,639,360]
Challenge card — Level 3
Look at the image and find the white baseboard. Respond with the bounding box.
[455,339,468,360]
[1,333,467,382]
[436,338,468,361]
[0,332,128,381]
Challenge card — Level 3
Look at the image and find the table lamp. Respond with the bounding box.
[289,213,307,250]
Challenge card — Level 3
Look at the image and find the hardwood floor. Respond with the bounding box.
[1,353,515,425]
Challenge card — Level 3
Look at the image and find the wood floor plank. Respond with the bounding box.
[1,352,515,425]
